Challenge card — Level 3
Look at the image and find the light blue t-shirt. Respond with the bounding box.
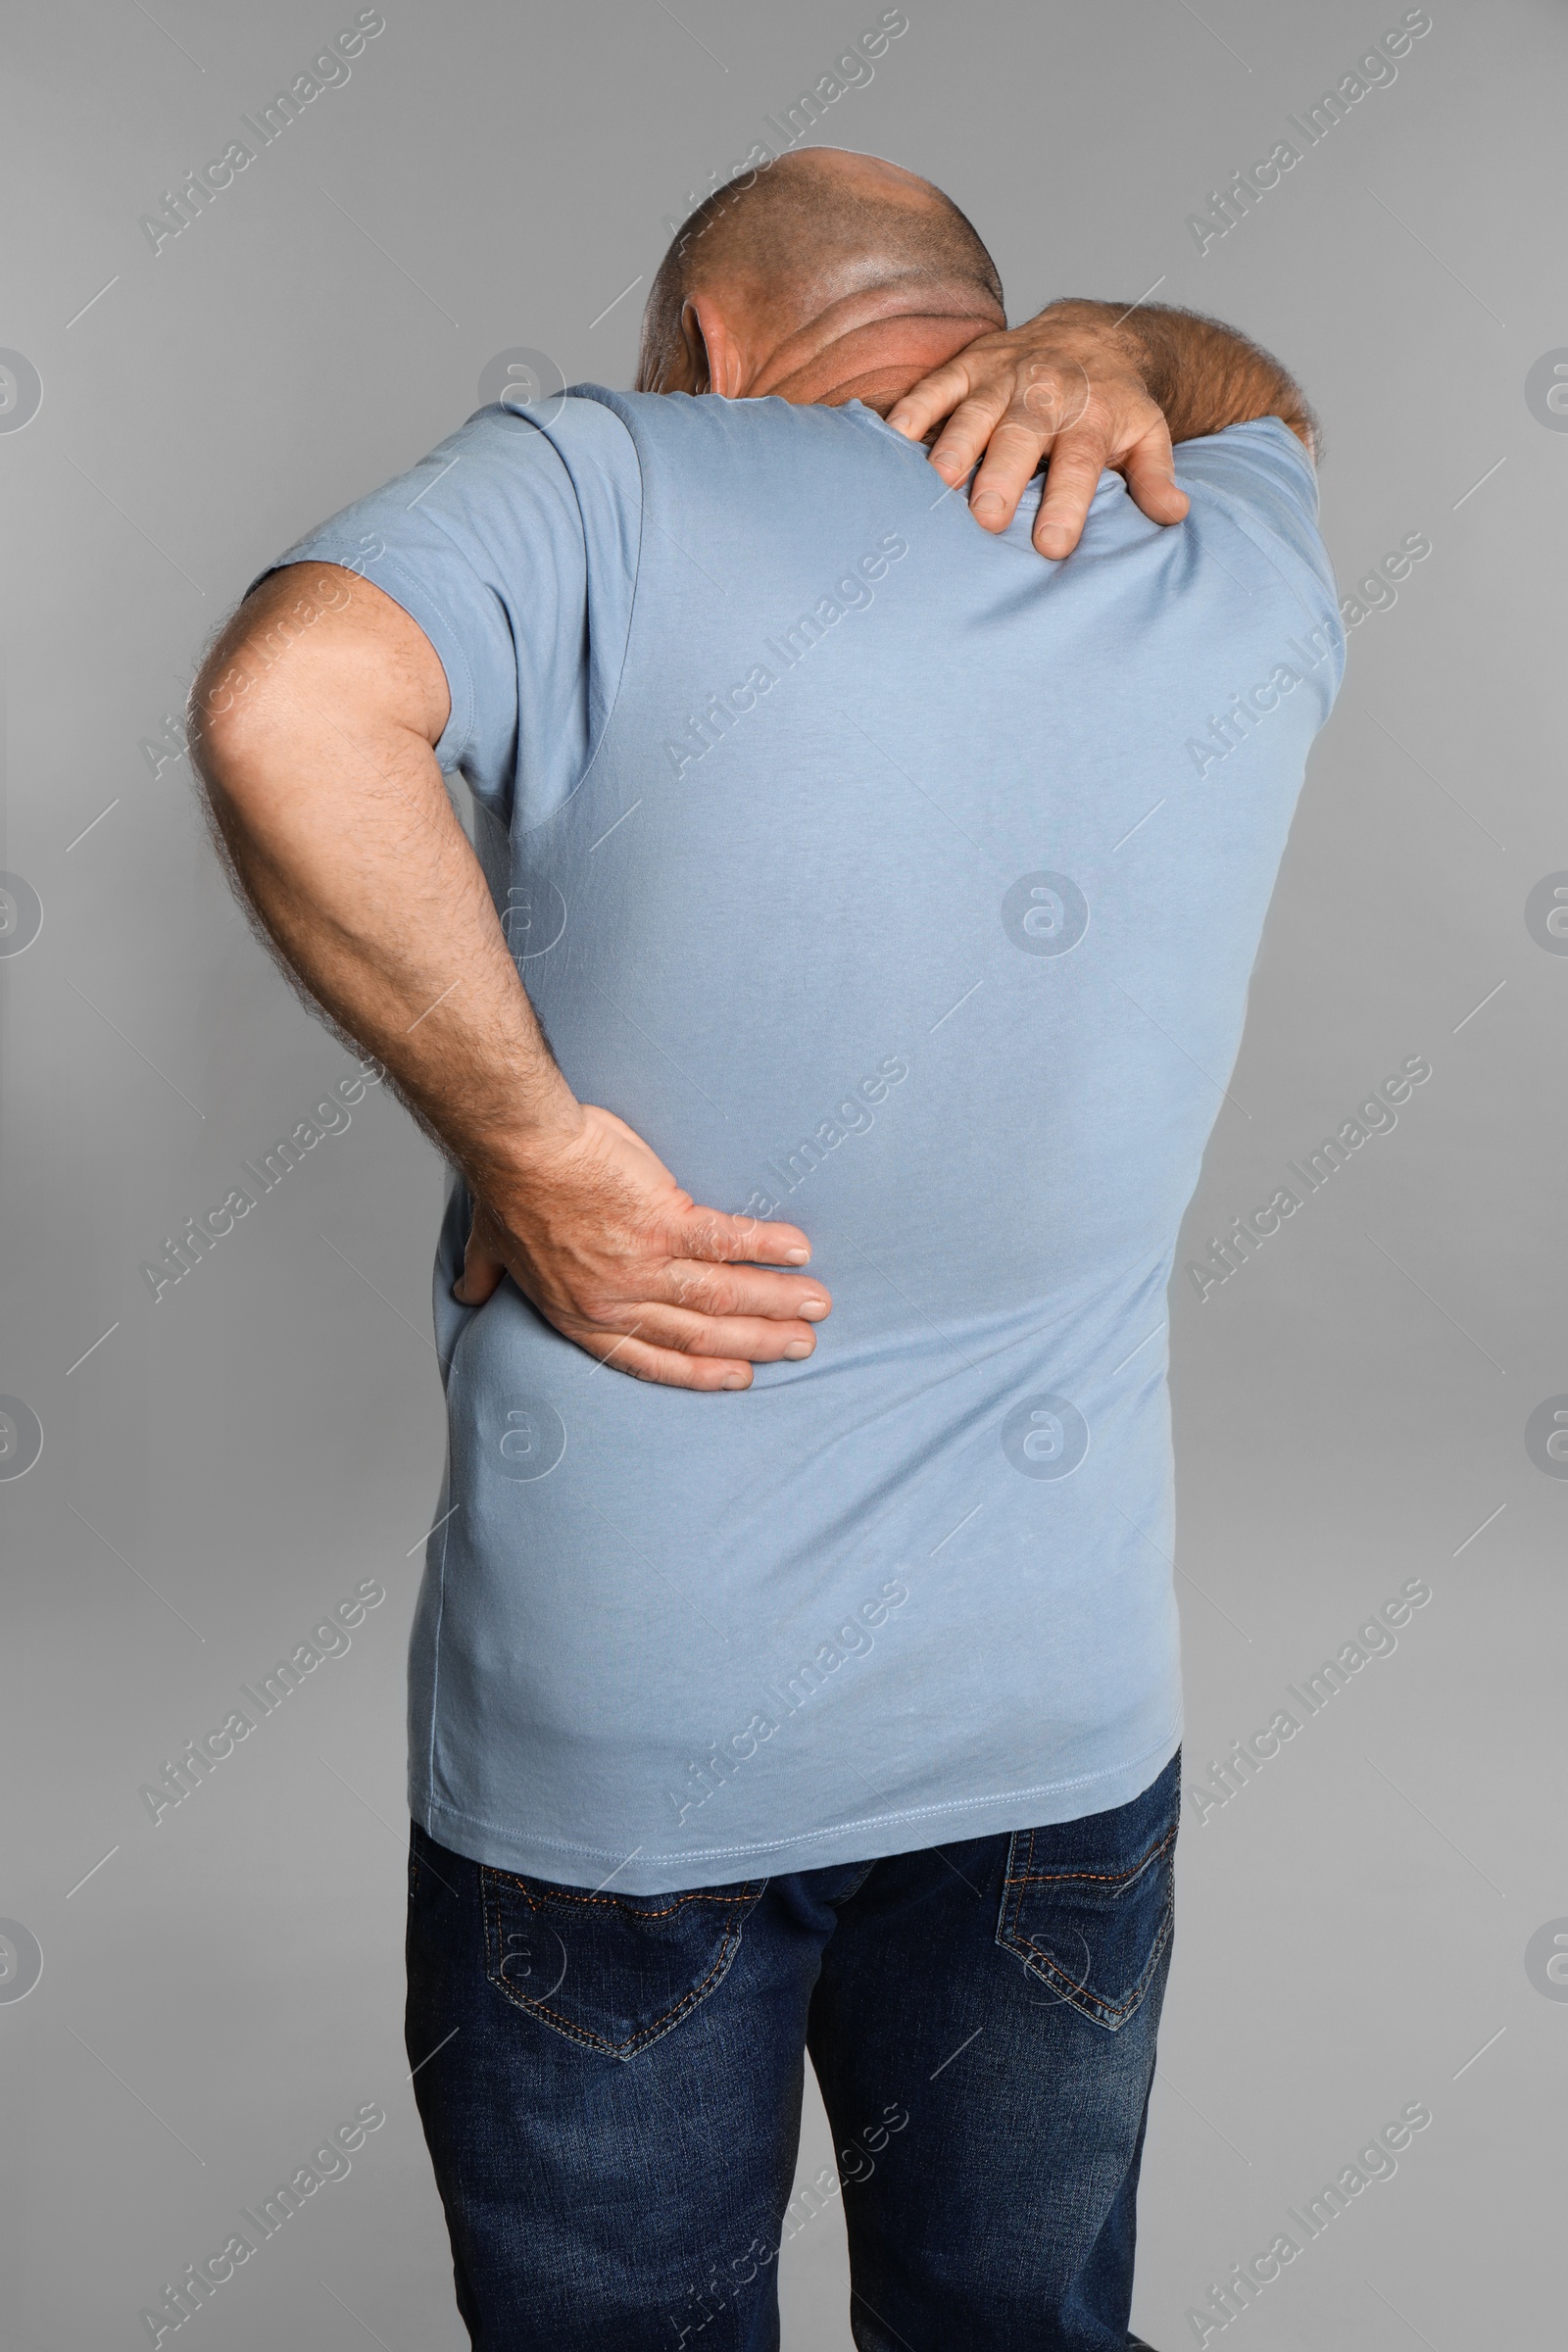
[275,389,1343,1893]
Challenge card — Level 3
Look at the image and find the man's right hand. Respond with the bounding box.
[192,568,830,1396]
[452,1103,832,1391]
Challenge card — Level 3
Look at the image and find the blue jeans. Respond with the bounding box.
[405,1752,1179,2351]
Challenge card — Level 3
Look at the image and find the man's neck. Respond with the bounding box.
[753,311,1002,413]
[721,283,1004,414]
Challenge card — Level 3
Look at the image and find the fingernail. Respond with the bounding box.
[800,1298,829,1320]
[972,491,1004,521]
[783,1339,813,1359]
[721,1371,748,1390]
[784,1246,809,1263]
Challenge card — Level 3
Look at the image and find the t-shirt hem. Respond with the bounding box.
[410,1719,1183,1895]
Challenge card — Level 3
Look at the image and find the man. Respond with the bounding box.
[194,150,1340,2351]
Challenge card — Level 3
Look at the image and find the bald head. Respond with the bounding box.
[635,149,1004,412]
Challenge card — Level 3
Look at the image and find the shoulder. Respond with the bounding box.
[1174,416,1320,526]
[1174,417,1344,695]
[1174,416,1333,591]
[411,392,643,531]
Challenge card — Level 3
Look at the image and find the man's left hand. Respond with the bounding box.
[886,305,1190,561]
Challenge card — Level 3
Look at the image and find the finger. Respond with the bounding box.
[883,353,982,446]
[1120,418,1190,526]
[653,1250,827,1326]
[602,1302,824,1363]
[1032,429,1115,560]
[967,415,1054,533]
[655,1258,831,1324]
[924,387,1013,484]
[578,1329,757,1392]
[452,1220,507,1305]
[675,1205,815,1268]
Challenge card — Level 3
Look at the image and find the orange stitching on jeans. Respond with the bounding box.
[1004,1824,1177,1890]
[999,1819,1177,2024]
[1017,1910,1172,2022]
[478,1873,760,2055]
[482,1870,761,1920]
[527,1925,742,2052]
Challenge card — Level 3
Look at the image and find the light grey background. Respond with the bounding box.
[1,2,1562,2345]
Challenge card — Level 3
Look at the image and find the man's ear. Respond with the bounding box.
[680,294,747,398]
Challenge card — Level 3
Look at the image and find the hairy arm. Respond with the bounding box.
[194,564,559,1176]
[191,564,829,1388]
[1053,299,1317,454]
[887,298,1316,556]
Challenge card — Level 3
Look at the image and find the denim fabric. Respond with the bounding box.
[405,1753,1179,2350]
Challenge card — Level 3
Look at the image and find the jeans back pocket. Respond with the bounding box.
[996,1760,1180,2031]
[480,1866,766,2061]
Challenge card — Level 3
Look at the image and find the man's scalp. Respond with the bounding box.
[636,148,1004,391]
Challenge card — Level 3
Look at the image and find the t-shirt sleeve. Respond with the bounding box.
[257,393,642,835]
[1172,416,1346,699]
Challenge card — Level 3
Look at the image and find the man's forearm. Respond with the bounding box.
[1037,298,1317,455]
[192,565,582,1195]
[191,563,829,1389]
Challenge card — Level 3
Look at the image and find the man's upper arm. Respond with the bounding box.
[194,565,451,807]
[210,398,641,836]
[1125,303,1318,459]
